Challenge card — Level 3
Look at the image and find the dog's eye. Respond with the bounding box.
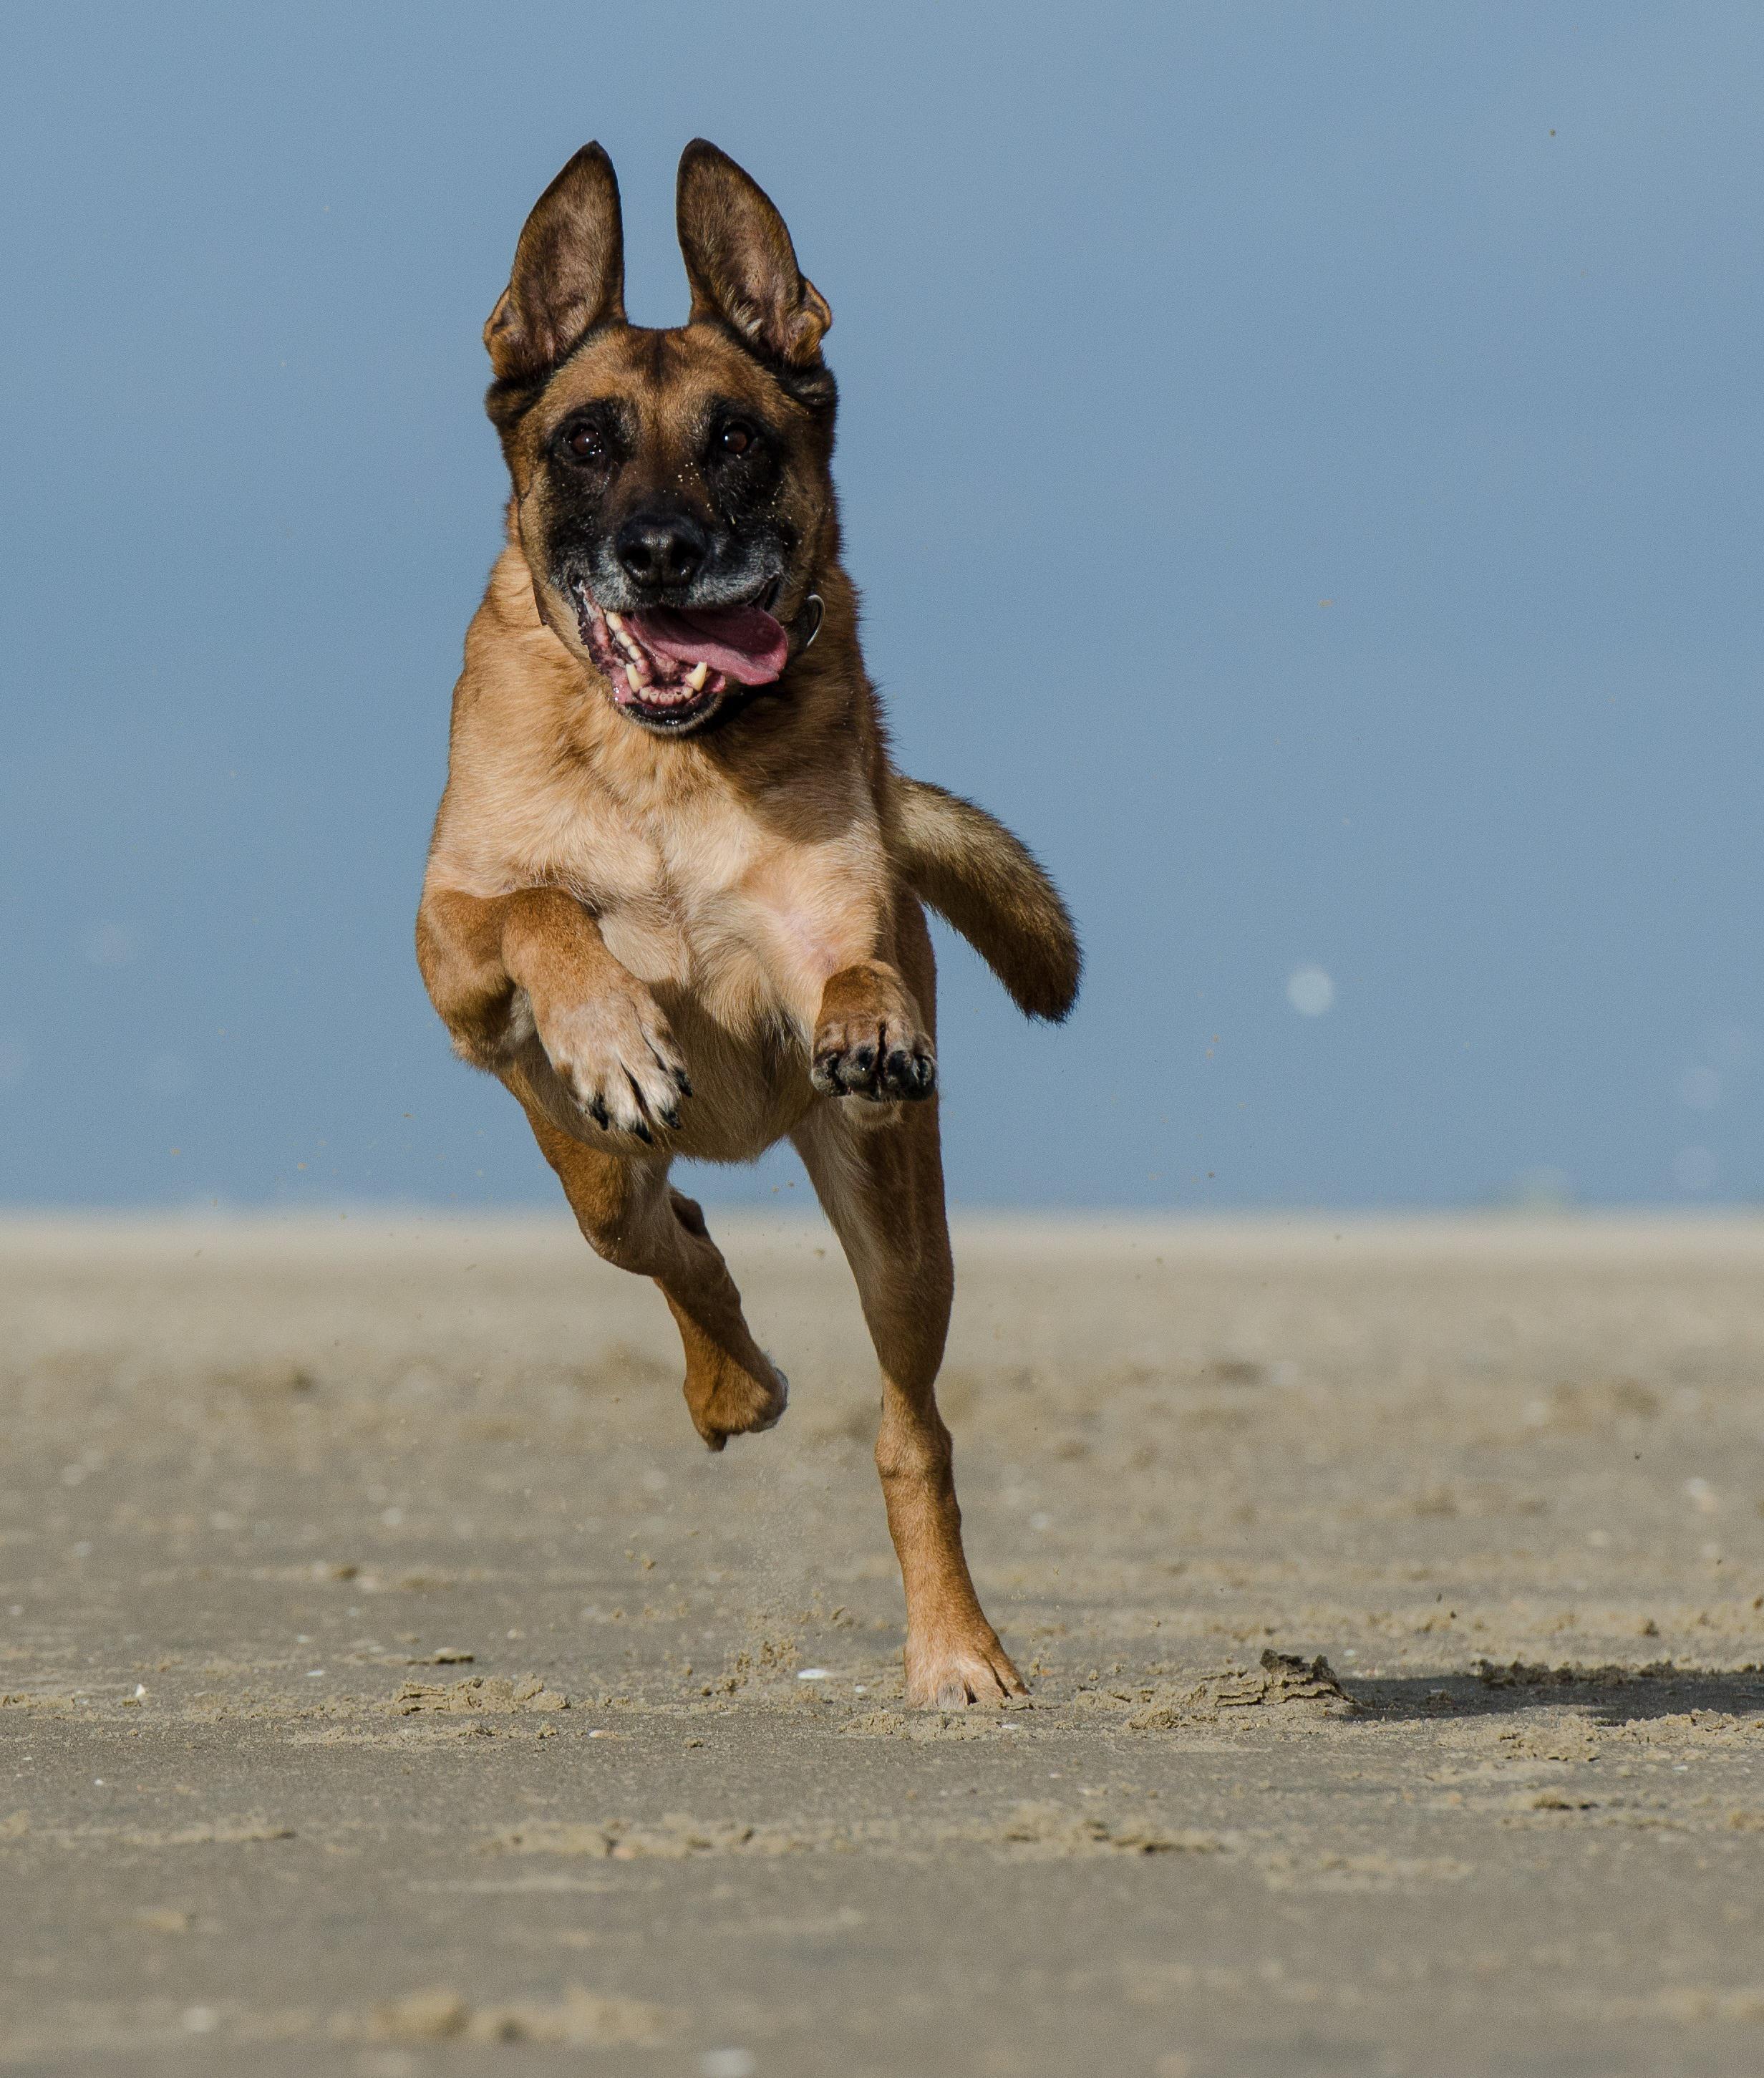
[717,422,755,457]
[564,425,605,463]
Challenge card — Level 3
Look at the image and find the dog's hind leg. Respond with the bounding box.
[529,1117,788,1451]
[792,1090,1025,1711]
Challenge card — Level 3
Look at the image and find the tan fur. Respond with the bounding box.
[415,141,1078,1709]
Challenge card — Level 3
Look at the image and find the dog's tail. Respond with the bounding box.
[893,776,1082,1022]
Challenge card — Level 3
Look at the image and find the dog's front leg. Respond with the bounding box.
[809,958,938,1103]
[417,884,690,1145]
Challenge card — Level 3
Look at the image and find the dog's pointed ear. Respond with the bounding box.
[485,143,626,383]
[676,140,831,367]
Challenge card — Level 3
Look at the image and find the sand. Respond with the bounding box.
[2,1211,1762,2076]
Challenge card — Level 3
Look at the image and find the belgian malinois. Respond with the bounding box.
[417,140,1080,1706]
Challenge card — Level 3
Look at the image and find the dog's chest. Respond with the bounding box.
[550,786,882,1030]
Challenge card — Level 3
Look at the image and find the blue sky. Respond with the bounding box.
[2,3,1759,1209]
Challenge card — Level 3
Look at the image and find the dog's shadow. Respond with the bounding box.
[1341,1661,1764,1727]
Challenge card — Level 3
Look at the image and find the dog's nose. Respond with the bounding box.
[614,513,708,592]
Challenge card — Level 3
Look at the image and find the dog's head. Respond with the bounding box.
[485,141,838,736]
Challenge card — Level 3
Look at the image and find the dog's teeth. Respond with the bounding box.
[605,611,624,632]
[687,662,709,691]
[625,664,643,694]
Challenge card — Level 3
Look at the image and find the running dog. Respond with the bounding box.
[416,140,1080,1706]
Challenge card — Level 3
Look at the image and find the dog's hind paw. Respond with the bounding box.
[688,1353,788,1451]
[904,1627,1027,1710]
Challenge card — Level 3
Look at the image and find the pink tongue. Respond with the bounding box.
[627,604,790,686]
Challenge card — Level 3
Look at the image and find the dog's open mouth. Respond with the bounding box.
[573,583,790,730]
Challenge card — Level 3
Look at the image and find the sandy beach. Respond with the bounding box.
[3,1212,1762,2075]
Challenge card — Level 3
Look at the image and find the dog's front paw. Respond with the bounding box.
[811,1008,936,1102]
[538,987,692,1144]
